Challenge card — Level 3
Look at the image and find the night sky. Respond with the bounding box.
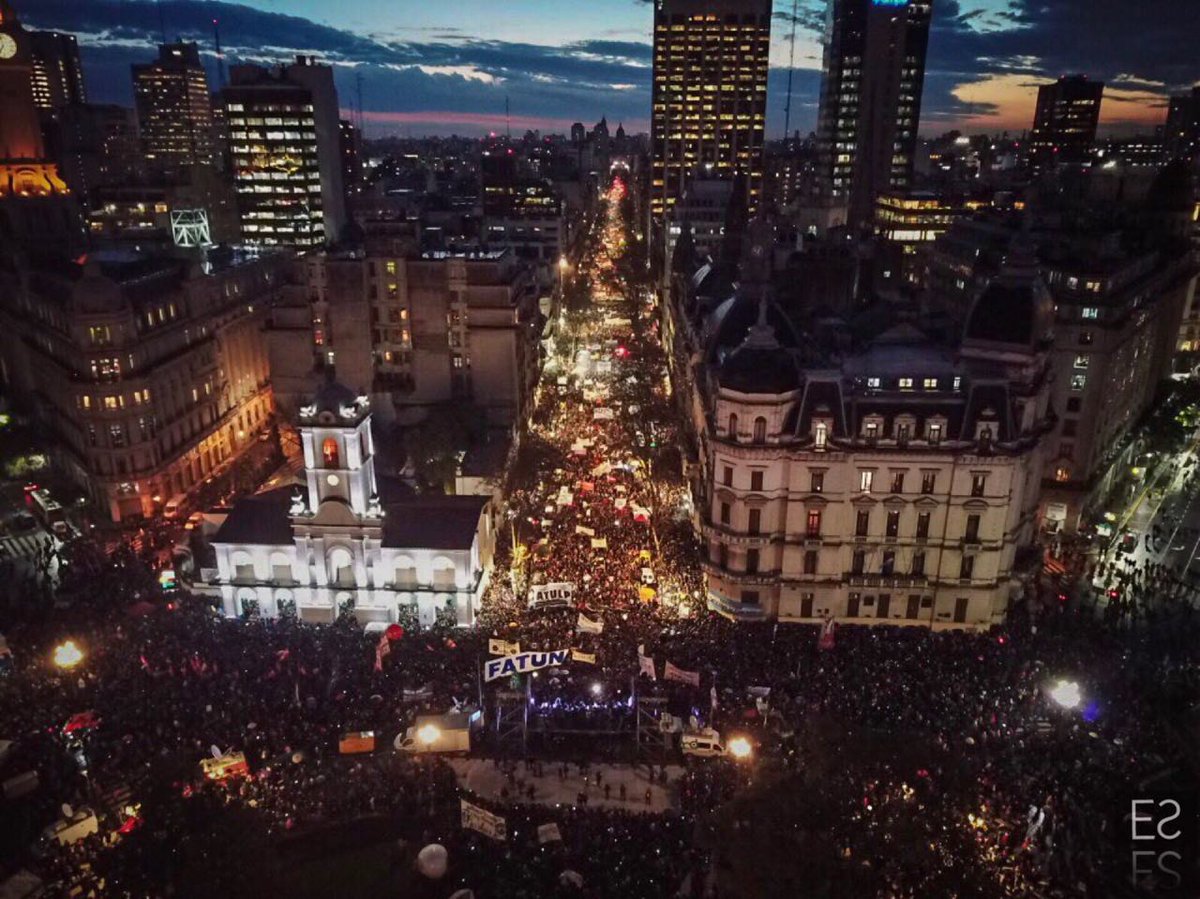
[17,0,1200,138]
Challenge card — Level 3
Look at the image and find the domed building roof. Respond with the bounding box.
[714,297,803,394]
[964,234,1053,348]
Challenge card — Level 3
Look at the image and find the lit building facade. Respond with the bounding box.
[1028,75,1103,176]
[926,213,1196,531]
[205,381,494,627]
[268,245,540,426]
[1163,86,1200,163]
[132,43,217,176]
[874,191,962,286]
[666,221,1052,627]
[650,0,771,223]
[28,29,85,112]
[0,250,289,521]
[0,1,76,252]
[815,0,934,229]
[223,58,346,249]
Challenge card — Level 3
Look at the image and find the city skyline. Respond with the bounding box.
[17,0,1198,138]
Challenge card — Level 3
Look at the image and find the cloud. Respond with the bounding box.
[16,0,1199,137]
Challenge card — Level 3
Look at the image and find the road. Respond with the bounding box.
[1091,439,1200,608]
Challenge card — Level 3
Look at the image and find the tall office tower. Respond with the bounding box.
[28,30,86,111]
[1028,75,1104,176]
[133,42,216,176]
[815,0,934,229]
[650,0,771,225]
[1163,86,1200,163]
[223,58,346,248]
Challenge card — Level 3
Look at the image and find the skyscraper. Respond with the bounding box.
[28,30,86,111]
[650,0,771,224]
[1163,85,1200,163]
[132,42,217,175]
[222,57,346,248]
[815,0,933,230]
[1028,75,1104,175]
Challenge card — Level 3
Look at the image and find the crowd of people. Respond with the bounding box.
[0,175,1197,899]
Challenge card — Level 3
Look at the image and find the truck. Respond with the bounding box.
[681,727,726,758]
[395,708,480,755]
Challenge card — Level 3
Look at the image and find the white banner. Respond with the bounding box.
[576,613,604,635]
[638,654,657,680]
[461,799,507,840]
[570,648,596,664]
[590,537,608,550]
[529,582,575,610]
[484,649,570,682]
[593,407,614,420]
[575,525,596,537]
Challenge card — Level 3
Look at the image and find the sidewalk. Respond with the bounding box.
[448,759,681,813]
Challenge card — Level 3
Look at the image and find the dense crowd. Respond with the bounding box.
[1,175,1197,899]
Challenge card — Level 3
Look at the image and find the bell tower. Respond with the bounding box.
[295,378,379,519]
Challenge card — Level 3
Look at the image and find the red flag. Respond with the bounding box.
[818,616,836,651]
[374,632,391,672]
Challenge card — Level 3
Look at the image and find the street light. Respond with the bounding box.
[727,736,753,760]
[53,640,84,670]
[1049,680,1082,710]
[416,723,441,747]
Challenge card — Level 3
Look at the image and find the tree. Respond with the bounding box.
[406,402,485,492]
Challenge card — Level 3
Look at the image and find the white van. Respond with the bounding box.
[681,728,725,758]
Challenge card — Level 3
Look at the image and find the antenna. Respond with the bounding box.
[156,0,167,45]
[212,18,226,90]
[783,0,798,143]
[355,70,364,131]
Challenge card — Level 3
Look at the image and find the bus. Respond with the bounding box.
[26,487,69,538]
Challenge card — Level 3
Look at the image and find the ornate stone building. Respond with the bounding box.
[206,378,494,626]
[667,221,1054,627]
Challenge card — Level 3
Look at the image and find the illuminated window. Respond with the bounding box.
[1070,374,1087,391]
[859,470,874,493]
[898,377,913,389]
[1081,307,1099,320]
[1073,354,1089,369]
[322,437,340,468]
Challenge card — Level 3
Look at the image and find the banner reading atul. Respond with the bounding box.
[484,649,570,682]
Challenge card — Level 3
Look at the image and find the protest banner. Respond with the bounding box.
[461,799,507,840]
[575,525,596,537]
[664,661,700,687]
[537,822,562,844]
[570,648,596,665]
[590,537,608,550]
[529,582,575,610]
[576,613,604,634]
[484,649,570,682]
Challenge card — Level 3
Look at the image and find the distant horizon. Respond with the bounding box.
[17,0,1196,140]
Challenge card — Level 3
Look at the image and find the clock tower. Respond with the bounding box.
[0,0,68,196]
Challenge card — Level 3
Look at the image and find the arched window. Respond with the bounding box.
[753,416,767,444]
[322,436,339,468]
[728,413,738,441]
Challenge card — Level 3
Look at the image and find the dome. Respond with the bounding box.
[714,296,803,394]
[704,291,802,364]
[964,234,1053,348]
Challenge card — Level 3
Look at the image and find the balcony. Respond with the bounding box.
[843,573,929,589]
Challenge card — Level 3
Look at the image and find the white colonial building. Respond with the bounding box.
[206,378,494,626]
[667,220,1054,628]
